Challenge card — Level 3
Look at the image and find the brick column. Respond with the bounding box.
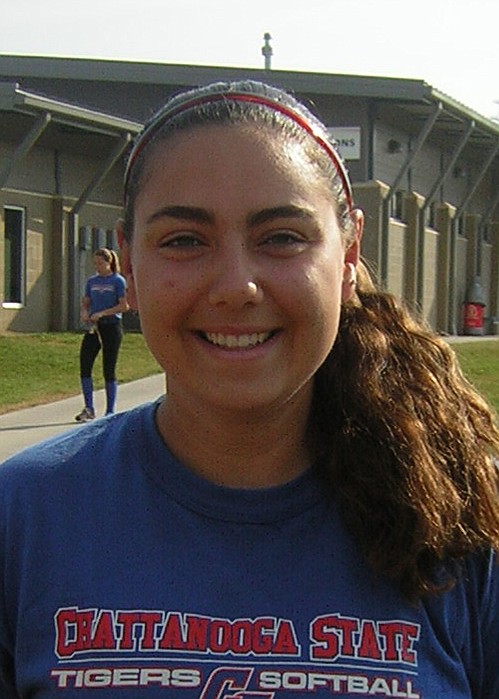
[462,213,481,281]
[433,203,456,334]
[403,192,425,309]
[50,196,68,331]
[352,180,389,285]
[490,222,499,334]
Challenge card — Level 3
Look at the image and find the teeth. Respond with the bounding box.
[205,332,270,348]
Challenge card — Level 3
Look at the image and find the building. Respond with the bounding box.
[0,55,498,334]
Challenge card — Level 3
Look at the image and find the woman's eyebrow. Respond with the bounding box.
[247,205,316,227]
[145,204,316,227]
[146,205,214,225]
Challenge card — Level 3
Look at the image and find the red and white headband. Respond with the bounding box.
[124,91,353,211]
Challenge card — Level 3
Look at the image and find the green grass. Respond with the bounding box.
[452,340,499,414]
[0,333,497,415]
[0,331,162,414]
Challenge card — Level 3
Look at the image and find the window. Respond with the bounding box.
[3,206,26,306]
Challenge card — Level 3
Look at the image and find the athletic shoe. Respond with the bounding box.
[74,407,96,422]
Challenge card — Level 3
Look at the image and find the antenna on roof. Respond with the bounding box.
[262,32,273,70]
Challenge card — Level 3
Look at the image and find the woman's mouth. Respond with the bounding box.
[202,331,274,349]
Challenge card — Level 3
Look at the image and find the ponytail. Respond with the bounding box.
[108,249,121,274]
[310,270,499,600]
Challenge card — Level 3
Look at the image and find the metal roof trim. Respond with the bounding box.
[427,85,499,137]
[0,54,433,98]
[0,80,142,134]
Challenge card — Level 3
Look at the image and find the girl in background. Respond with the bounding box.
[76,247,128,420]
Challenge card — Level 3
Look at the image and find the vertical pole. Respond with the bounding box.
[262,33,273,70]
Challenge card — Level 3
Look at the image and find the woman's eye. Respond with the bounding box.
[160,233,204,248]
[262,230,307,247]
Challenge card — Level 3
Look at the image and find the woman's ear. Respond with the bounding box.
[117,219,139,311]
[345,207,363,265]
[341,262,357,303]
[341,208,363,303]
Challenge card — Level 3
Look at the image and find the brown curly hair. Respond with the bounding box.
[310,261,499,600]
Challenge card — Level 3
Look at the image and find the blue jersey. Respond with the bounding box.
[84,273,126,321]
[0,401,498,698]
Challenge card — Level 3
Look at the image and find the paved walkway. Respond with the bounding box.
[0,373,166,462]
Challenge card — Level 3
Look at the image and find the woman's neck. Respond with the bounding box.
[155,392,312,489]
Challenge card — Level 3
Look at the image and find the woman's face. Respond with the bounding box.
[93,254,112,276]
[121,125,361,416]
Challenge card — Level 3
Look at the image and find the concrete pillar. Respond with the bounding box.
[352,180,389,285]
[490,222,499,334]
[0,207,4,306]
[49,196,68,331]
[433,203,456,334]
[403,192,425,309]
[463,213,481,281]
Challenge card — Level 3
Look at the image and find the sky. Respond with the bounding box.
[2,0,499,120]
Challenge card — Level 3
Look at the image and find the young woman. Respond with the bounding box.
[0,80,498,698]
[76,247,129,421]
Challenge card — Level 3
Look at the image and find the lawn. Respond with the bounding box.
[0,331,162,414]
[0,333,497,416]
[452,340,499,414]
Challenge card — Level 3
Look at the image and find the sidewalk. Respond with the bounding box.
[0,373,166,462]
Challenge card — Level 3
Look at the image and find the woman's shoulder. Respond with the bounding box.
[424,549,499,634]
[0,402,157,492]
[112,272,127,288]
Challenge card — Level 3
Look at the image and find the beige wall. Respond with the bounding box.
[455,237,469,333]
[351,182,499,335]
[421,229,439,329]
[386,220,406,299]
[1,188,123,333]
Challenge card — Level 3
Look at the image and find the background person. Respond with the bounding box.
[0,81,498,698]
[76,247,128,421]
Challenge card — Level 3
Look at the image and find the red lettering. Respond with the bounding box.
[399,624,419,664]
[231,620,252,653]
[54,608,306,661]
[117,611,141,650]
[139,612,163,650]
[209,620,231,653]
[273,620,299,655]
[55,608,78,658]
[378,622,419,664]
[159,612,185,650]
[357,620,382,660]
[92,611,116,651]
[252,618,274,654]
[310,615,358,660]
[184,615,209,651]
[74,610,95,652]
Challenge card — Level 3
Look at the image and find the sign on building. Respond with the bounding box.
[326,127,361,160]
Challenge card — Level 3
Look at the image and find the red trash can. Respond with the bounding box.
[462,277,485,336]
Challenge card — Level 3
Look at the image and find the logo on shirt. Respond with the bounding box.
[51,607,421,696]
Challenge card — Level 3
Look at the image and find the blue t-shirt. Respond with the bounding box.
[0,401,497,698]
[84,273,126,322]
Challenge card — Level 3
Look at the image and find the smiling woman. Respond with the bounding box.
[0,80,498,699]
[120,124,353,445]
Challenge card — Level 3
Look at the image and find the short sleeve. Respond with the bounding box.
[116,274,127,298]
[461,550,499,698]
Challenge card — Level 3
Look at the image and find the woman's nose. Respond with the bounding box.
[207,254,263,308]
